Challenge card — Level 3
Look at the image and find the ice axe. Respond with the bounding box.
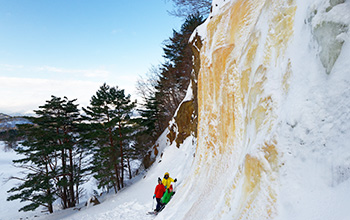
[174,181,176,192]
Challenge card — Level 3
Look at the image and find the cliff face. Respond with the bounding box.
[162,0,350,219]
[189,1,294,218]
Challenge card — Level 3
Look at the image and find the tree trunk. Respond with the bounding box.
[61,149,68,209]
[68,148,75,207]
[127,156,132,179]
[109,126,121,191]
[75,151,83,204]
[114,163,121,191]
[45,162,54,213]
[118,123,124,188]
[57,126,68,209]
[113,183,117,194]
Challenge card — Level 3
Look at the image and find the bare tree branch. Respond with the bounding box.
[166,0,212,18]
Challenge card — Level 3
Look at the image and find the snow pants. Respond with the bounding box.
[156,198,162,212]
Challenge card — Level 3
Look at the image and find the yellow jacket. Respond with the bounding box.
[162,175,174,189]
[162,177,174,189]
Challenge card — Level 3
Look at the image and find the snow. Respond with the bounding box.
[180,0,350,219]
[277,6,350,215]
[45,136,196,220]
[0,130,196,220]
[0,142,35,220]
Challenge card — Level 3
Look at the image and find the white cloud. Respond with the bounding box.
[37,66,111,78]
[0,75,140,116]
[0,76,102,115]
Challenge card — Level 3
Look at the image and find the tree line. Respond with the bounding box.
[7,85,137,213]
[135,13,204,154]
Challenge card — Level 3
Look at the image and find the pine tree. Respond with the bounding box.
[135,14,204,166]
[7,96,83,212]
[138,94,162,139]
[82,83,136,192]
[7,122,56,213]
[0,129,22,151]
[156,13,204,129]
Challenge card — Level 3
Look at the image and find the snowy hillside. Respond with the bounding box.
[0,142,32,220]
[35,131,196,220]
[0,122,197,220]
[0,113,30,132]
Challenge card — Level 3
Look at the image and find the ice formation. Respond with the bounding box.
[159,0,350,219]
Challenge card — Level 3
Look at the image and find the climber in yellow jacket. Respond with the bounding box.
[162,172,177,189]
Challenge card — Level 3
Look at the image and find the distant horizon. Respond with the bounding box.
[0,0,183,116]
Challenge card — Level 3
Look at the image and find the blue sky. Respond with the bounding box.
[0,0,183,115]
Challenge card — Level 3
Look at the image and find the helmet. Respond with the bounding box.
[164,172,170,179]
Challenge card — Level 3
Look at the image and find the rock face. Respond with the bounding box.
[167,100,196,148]
[191,1,294,218]
[163,0,350,219]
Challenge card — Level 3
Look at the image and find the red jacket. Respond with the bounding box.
[154,183,166,199]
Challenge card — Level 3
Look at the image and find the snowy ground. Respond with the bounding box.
[0,130,196,220]
[0,142,35,220]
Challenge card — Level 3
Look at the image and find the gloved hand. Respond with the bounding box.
[164,186,167,189]
[153,194,156,199]
[174,178,177,182]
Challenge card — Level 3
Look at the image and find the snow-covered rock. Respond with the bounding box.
[164,0,350,219]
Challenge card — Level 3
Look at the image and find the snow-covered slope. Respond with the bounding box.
[163,0,350,219]
[36,130,196,220]
[0,142,33,220]
[0,113,30,132]
[1,126,196,220]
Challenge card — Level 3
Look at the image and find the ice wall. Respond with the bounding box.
[158,0,350,219]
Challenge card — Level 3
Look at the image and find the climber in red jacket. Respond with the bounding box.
[153,177,166,212]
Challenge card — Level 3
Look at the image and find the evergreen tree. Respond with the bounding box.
[138,94,162,138]
[7,122,56,213]
[135,68,163,156]
[7,96,83,212]
[135,14,204,165]
[82,83,136,192]
[0,129,22,151]
[156,13,204,129]
[132,93,161,165]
